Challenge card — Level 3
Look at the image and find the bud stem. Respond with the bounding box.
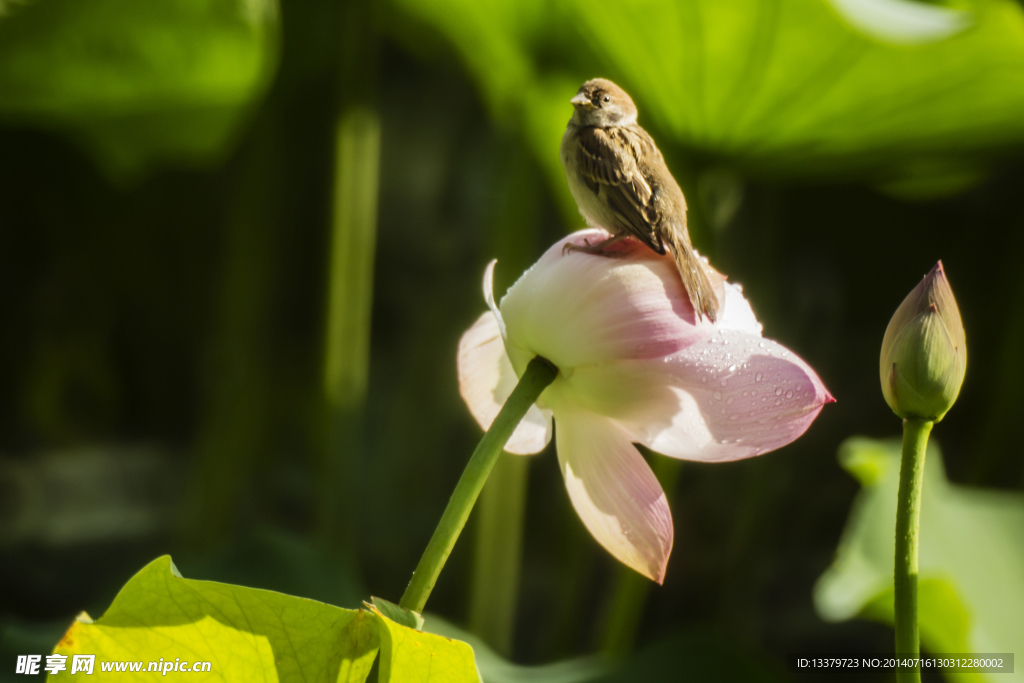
[894,417,933,682]
[400,356,558,614]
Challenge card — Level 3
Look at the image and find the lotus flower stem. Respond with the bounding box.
[598,455,682,656]
[401,356,558,613]
[321,0,381,552]
[469,452,529,655]
[322,106,381,552]
[894,417,933,682]
[599,564,652,657]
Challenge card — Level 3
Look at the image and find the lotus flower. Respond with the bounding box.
[458,229,833,582]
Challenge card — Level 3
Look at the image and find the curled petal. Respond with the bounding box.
[484,258,537,375]
[457,312,552,455]
[560,330,832,463]
[482,260,506,340]
[499,229,709,372]
[552,398,673,582]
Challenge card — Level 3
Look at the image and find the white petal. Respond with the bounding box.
[717,281,762,337]
[498,230,708,373]
[457,312,552,455]
[552,399,673,582]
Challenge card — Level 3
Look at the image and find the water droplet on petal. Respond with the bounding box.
[755,373,763,382]
[775,388,783,396]
[726,397,734,404]
[775,399,782,405]
[713,390,722,400]
[785,390,794,399]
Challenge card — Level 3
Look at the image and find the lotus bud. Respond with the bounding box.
[880,262,966,421]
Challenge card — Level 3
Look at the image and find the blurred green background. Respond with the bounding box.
[2,0,1024,680]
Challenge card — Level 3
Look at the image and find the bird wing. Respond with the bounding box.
[574,126,663,253]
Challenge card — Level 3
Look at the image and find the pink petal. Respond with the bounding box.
[653,331,833,461]
[558,330,832,463]
[498,229,711,372]
[457,311,553,455]
[552,398,673,582]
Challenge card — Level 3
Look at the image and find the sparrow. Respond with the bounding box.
[559,78,719,322]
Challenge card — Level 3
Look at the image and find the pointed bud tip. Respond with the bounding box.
[880,262,966,421]
[918,261,946,289]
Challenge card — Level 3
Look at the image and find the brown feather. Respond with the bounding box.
[564,89,719,321]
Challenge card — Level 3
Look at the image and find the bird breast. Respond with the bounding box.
[560,125,622,232]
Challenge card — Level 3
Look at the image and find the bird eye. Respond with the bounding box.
[603,95,611,102]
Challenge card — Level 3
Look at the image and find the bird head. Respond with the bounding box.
[569,78,638,127]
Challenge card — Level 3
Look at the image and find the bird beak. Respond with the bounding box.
[570,93,592,108]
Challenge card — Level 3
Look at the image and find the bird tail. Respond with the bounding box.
[665,227,719,322]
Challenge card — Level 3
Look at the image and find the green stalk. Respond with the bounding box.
[320,106,381,549]
[598,455,682,656]
[184,115,280,549]
[468,452,529,655]
[401,357,558,614]
[466,141,542,656]
[324,108,380,430]
[894,417,933,682]
[598,564,652,657]
[320,0,380,550]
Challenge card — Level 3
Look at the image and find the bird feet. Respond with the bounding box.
[561,234,627,257]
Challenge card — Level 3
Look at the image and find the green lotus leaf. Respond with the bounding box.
[815,437,1024,683]
[389,0,1024,204]
[47,556,482,682]
[0,0,279,181]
